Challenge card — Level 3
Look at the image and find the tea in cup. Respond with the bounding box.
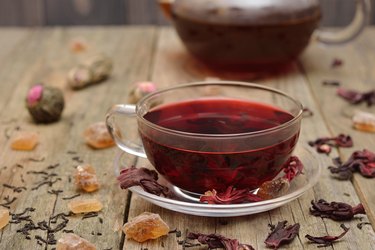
[106,82,303,194]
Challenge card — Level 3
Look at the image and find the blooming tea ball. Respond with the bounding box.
[128,82,158,104]
[67,54,113,89]
[26,84,65,123]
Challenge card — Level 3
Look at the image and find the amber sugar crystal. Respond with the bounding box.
[0,208,10,230]
[75,164,100,192]
[11,131,39,151]
[257,177,290,200]
[123,212,170,242]
[83,122,115,149]
[57,233,96,250]
[68,198,103,214]
[353,111,375,133]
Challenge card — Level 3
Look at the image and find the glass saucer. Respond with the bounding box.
[114,146,322,217]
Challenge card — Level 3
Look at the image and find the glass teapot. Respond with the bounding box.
[159,0,371,70]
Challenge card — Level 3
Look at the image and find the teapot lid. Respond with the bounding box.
[173,0,321,25]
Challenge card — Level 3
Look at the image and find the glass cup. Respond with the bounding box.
[106,81,303,194]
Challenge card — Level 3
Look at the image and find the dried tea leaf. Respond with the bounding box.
[305,224,349,247]
[200,186,262,204]
[264,221,300,249]
[117,166,169,196]
[310,199,366,221]
[187,232,255,250]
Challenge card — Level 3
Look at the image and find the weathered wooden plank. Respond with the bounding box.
[0,0,44,26]
[0,26,156,249]
[44,0,125,26]
[300,28,375,227]
[124,0,168,25]
[121,27,375,249]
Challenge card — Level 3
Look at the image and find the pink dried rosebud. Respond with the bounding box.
[26,84,64,123]
[128,82,158,104]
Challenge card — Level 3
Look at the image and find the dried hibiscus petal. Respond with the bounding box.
[264,221,300,249]
[337,87,375,106]
[305,224,349,247]
[308,134,353,155]
[200,186,262,204]
[329,149,375,179]
[117,166,169,197]
[283,156,304,182]
[187,232,255,250]
[331,58,343,68]
[310,199,366,221]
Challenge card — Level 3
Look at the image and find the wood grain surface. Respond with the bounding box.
[0,26,374,250]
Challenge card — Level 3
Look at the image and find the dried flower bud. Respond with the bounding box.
[68,54,113,89]
[264,221,300,249]
[128,82,158,104]
[26,84,64,123]
[305,224,349,247]
[187,232,255,250]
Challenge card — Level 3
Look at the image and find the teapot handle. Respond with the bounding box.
[316,0,371,44]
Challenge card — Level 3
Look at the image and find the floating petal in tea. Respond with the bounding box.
[11,131,39,151]
[83,122,114,149]
[56,233,96,250]
[75,164,100,192]
[123,212,170,242]
[26,84,65,123]
[68,199,103,214]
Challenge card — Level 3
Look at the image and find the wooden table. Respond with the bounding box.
[0,26,374,250]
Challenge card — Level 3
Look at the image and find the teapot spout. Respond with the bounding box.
[158,0,174,19]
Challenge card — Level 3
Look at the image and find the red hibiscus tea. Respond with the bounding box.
[139,98,300,194]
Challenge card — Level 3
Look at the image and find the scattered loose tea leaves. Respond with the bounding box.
[322,80,341,86]
[305,224,349,247]
[264,221,300,249]
[337,87,375,106]
[310,199,366,221]
[329,149,375,179]
[200,186,263,204]
[62,193,81,200]
[308,134,353,155]
[187,232,255,250]
[357,222,371,229]
[117,166,170,197]
[3,183,27,193]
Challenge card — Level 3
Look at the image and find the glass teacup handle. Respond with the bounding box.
[106,104,147,158]
[316,0,371,44]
